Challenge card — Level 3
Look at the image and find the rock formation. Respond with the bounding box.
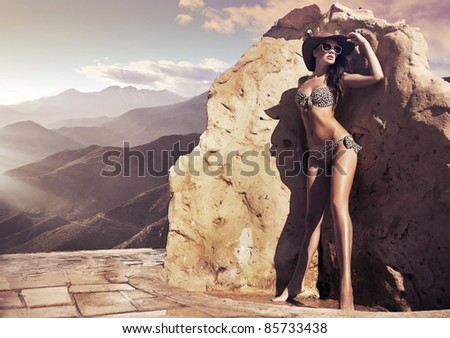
[165,3,450,311]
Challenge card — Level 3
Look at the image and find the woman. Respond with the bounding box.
[272,32,384,310]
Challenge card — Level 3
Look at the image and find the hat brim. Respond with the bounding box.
[302,34,355,71]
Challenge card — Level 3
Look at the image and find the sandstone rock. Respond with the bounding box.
[165,3,450,311]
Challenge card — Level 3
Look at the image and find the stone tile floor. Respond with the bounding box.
[0,248,448,318]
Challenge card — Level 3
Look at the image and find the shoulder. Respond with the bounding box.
[298,75,309,87]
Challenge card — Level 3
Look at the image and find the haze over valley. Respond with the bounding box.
[0,86,207,253]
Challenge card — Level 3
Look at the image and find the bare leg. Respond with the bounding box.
[330,144,357,310]
[272,158,330,302]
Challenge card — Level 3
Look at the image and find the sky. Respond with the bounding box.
[0,0,448,105]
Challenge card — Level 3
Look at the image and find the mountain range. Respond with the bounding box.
[0,86,187,127]
[0,121,83,172]
[0,91,207,173]
[48,116,114,129]
[3,133,199,220]
[57,91,208,147]
[0,129,199,254]
[0,86,208,253]
[102,91,208,146]
[0,183,171,253]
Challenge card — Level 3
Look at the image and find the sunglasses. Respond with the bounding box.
[319,42,342,55]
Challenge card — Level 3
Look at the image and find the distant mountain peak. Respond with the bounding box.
[2,120,46,131]
[101,85,125,92]
[59,88,82,96]
[123,86,138,91]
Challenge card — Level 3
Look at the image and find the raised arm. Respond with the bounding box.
[343,32,384,88]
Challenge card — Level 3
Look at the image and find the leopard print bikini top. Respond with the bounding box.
[295,86,335,109]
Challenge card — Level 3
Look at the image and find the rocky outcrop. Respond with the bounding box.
[165,3,450,311]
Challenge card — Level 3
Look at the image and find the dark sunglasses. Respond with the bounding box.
[320,42,342,55]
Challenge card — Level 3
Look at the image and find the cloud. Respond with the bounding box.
[176,14,194,24]
[182,0,450,38]
[77,58,229,97]
[184,0,339,34]
[179,0,205,10]
[200,1,303,34]
[202,7,237,34]
[429,58,450,77]
[103,68,163,85]
[347,0,450,77]
[181,0,449,77]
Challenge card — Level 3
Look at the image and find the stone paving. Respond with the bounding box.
[0,248,449,318]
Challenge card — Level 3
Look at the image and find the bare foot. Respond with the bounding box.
[271,287,306,302]
[271,288,289,302]
[339,285,354,310]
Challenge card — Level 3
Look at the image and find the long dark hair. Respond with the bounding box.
[325,51,349,107]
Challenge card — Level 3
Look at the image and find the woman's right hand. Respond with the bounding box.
[346,32,369,48]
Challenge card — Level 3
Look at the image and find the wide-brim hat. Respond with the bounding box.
[302,34,355,71]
